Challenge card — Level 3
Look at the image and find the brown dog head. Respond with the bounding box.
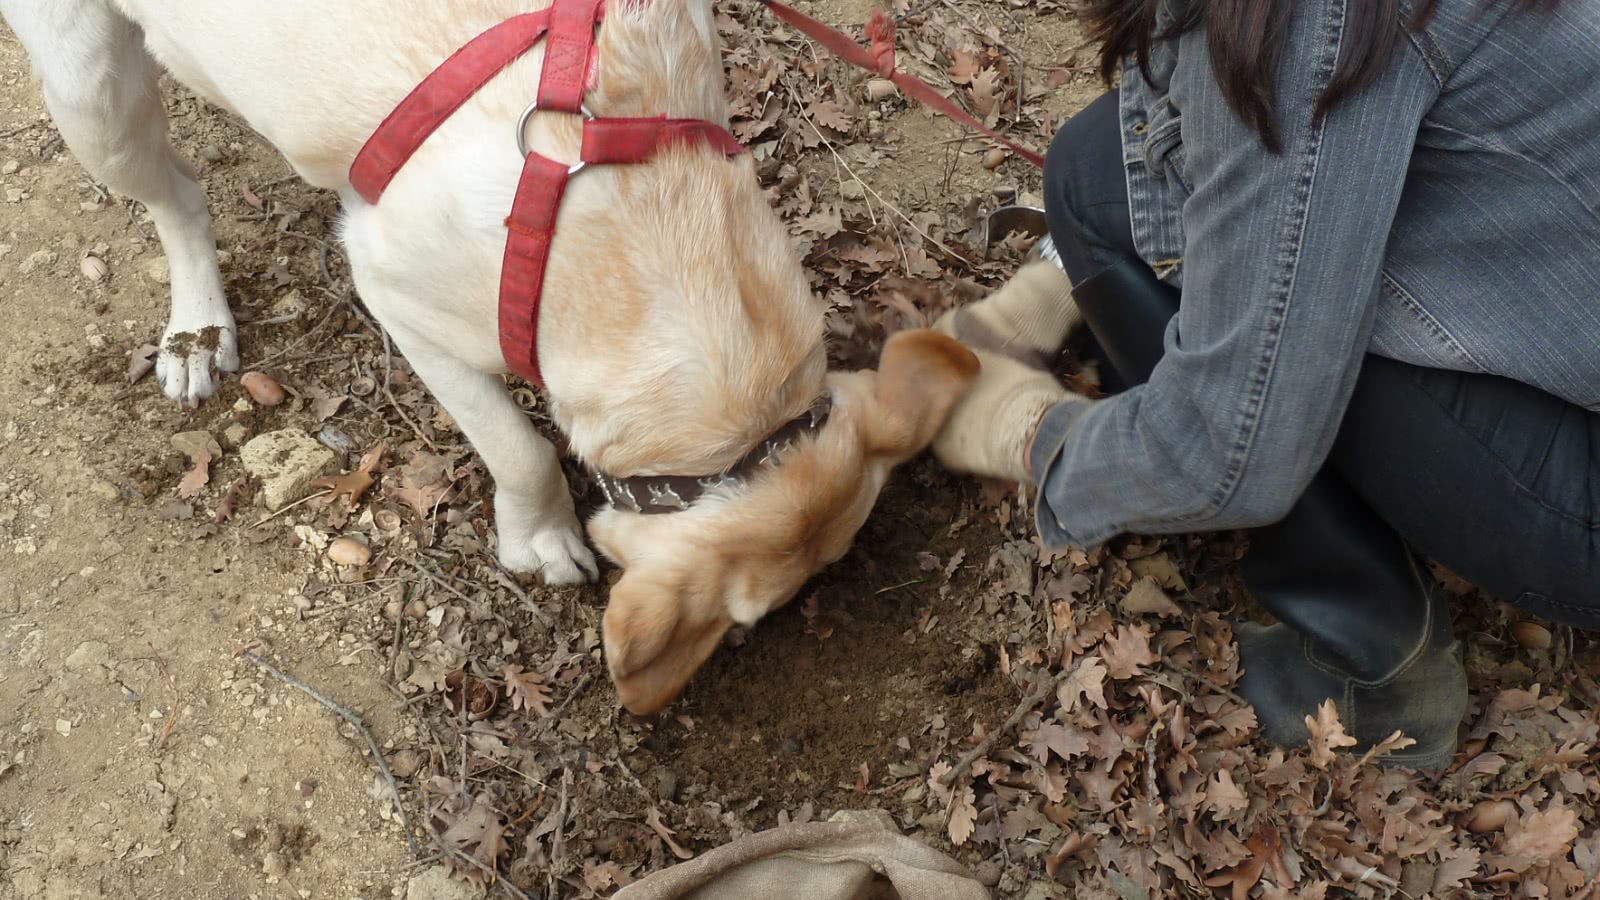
[588,329,979,715]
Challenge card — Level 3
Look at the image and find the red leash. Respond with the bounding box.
[351,0,746,387]
[760,0,1046,169]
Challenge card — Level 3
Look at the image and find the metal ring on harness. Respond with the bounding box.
[516,100,595,174]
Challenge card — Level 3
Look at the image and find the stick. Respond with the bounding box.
[248,489,334,528]
[237,647,419,857]
[939,668,1062,787]
[441,845,538,900]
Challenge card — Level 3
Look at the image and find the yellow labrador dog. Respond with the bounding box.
[0,0,979,713]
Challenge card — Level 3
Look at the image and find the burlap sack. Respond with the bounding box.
[612,815,991,900]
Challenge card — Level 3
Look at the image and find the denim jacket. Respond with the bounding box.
[1031,0,1600,548]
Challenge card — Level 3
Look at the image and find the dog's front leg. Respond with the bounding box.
[383,331,598,585]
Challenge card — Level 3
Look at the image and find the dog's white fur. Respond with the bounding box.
[2,0,979,713]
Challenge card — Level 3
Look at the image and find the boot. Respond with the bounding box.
[1071,255,1467,766]
[1236,475,1467,767]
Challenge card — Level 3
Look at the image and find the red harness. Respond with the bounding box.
[350,0,746,387]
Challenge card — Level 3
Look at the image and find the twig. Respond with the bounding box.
[0,121,47,141]
[441,845,538,900]
[1160,661,1250,708]
[248,489,334,528]
[407,559,479,607]
[344,302,439,451]
[546,671,594,722]
[548,769,571,899]
[237,647,419,857]
[939,668,1061,787]
[796,113,973,267]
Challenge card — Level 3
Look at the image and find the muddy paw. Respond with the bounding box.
[156,320,240,407]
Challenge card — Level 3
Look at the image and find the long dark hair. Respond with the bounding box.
[1080,0,1560,152]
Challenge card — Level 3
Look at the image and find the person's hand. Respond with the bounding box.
[932,257,1082,368]
[929,346,1071,484]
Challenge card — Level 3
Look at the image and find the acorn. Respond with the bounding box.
[1464,799,1517,833]
[327,536,372,567]
[240,371,285,406]
[1511,621,1552,650]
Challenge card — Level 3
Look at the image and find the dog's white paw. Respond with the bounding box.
[499,522,599,585]
[156,319,239,407]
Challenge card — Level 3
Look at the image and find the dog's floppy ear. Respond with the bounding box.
[602,559,733,715]
[864,328,981,462]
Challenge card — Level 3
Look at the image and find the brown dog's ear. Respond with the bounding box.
[865,329,981,462]
[602,562,734,715]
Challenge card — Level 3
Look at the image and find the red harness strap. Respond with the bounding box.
[350,0,745,387]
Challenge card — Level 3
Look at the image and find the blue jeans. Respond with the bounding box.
[1044,91,1600,629]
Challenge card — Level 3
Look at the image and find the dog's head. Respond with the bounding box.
[588,329,979,715]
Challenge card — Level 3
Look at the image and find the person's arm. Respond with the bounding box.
[1030,1,1440,548]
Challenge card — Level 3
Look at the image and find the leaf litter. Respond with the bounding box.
[116,1,1600,897]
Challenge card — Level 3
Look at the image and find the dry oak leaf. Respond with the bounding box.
[1305,699,1358,768]
[947,49,981,84]
[1204,768,1249,821]
[807,99,852,133]
[1058,654,1108,713]
[1434,845,1481,894]
[969,68,1001,123]
[1025,720,1089,764]
[503,663,552,717]
[128,343,160,384]
[1102,623,1159,679]
[1120,576,1182,618]
[1502,802,1581,860]
[309,442,385,503]
[947,785,978,847]
[176,449,211,499]
[441,794,509,883]
[645,807,695,860]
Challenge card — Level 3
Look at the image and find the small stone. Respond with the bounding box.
[261,850,288,878]
[240,430,336,509]
[17,249,57,275]
[827,808,898,832]
[1,160,18,175]
[656,768,678,803]
[976,861,1002,887]
[65,641,111,671]
[222,423,250,448]
[406,866,478,900]
[79,255,109,282]
[144,256,170,285]
[55,719,72,737]
[840,181,866,201]
[170,431,222,462]
[202,735,219,748]
[199,145,223,164]
[88,480,120,502]
[5,188,23,203]
[388,749,421,779]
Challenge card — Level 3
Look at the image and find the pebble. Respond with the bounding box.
[656,768,678,803]
[64,641,111,671]
[17,249,57,275]
[976,861,1002,887]
[222,423,250,448]
[840,181,866,201]
[240,429,336,509]
[1,159,17,175]
[5,188,23,203]
[261,850,288,878]
[144,256,170,285]
[407,867,478,900]
[388,749,421,779]
[88,480,120,502]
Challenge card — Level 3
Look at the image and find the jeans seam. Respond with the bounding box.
[1380,272,1487,373]
[1399,367,1600,529]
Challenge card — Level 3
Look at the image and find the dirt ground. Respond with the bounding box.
[5,2,1597,900]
